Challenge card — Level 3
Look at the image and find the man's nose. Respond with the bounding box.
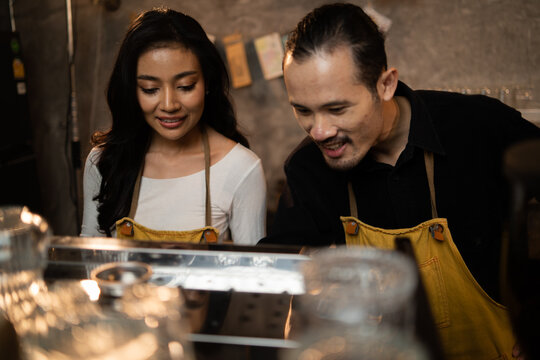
[310,115,337,142]
[160,87,180,112]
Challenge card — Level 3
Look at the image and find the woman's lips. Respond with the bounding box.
[157,116,185,129]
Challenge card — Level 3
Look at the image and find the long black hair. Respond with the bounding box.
[91,7,247,235]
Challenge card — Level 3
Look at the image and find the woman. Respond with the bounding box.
[80,8,266,245]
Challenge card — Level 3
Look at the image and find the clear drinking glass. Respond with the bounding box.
[0,206,50,328]
[297,246,418,335]
[21,280,195,360]
[0,206,194,359]
[281,323,429,360]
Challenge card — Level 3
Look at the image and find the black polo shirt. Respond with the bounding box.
[262,81,540,301]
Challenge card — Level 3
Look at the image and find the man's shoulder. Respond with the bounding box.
[416,89,517,117]
[413,89,532,136]
[413,88,540,151]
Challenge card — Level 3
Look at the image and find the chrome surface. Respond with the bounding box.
[45,236,308,355]
[46,236,308,295]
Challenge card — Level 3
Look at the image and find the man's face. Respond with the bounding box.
[283,47,387,171]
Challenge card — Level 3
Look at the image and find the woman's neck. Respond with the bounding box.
[147,124,204,156]
[143,125,207,178]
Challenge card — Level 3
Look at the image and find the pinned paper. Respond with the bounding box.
[206,33,216,44]
[16,82,26,95]
[12,58,25,79]
[254,32,285,80]
[281,34,288,50]
[223,33,252,88]
[363,5,392,34]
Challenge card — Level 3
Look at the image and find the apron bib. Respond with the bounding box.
[116,126,219,244]
[341,152,514,360]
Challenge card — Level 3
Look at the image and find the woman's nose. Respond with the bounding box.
[160,87,181,112]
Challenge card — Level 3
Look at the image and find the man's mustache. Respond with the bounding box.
[315,135,351,148]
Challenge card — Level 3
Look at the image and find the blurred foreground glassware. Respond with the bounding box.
[0,206,194,359]
[281,324,429,360]
[296,246,418,336]
[20,280,194,360]
[106,282,195,360]
[91,261,153,297]
[0,206,50,324]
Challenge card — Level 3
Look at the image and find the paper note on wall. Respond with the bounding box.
[281,34,288,51]
[254,33,285,80]
[223,33,252,88]
[206,33,216,44]
[363,5,392,33]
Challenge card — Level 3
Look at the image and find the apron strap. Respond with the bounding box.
[347,150,438,219]
[423,151,438,218]
[128,164,143,219]
[201,126,212,227]
[127,126,212,226]
[347,181,358,218]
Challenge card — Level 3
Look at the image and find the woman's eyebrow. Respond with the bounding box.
[137,70,198,81]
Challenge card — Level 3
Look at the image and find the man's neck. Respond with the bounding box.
[371,96,412,166]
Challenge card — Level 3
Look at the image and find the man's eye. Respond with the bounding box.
[140,87,158,94]
[329,107,345,114]
[295,108,311,115]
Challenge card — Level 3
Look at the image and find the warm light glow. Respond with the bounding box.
[80,280,100,301]
[157,286,173,301]
[29,282,40,296]
[100,332,157,360]
[144,316,159,329]
[168,341,185,359]
[20,208,33,224]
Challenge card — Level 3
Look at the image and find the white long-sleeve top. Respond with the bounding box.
[80,143,267,245]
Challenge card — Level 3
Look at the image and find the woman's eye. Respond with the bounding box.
[140,87,158,95]
[178,84,195,91]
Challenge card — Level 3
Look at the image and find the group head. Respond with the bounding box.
[283,2,399,170]
[104,7,246,147]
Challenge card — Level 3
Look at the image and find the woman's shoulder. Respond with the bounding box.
[83,146,104,180]
[85,146,104,165]
[208,127,260,162]
[227,142,261,164]
[212,144,263,186]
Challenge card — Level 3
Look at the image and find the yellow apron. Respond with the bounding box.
[341,152,514,360]
[115,126,219,244]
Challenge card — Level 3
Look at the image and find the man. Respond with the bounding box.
[260,3,540,359]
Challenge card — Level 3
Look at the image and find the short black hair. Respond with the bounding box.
[286,2,387,93]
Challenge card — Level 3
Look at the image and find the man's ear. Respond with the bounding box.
[377,67,399,101]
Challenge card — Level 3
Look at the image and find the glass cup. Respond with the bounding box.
[21,280,195,360]
[281,323,429,360]
[296,246,418,335]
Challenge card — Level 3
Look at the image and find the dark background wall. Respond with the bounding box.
[3,0,539,235]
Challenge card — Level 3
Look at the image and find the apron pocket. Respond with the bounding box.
[418,256,450,328]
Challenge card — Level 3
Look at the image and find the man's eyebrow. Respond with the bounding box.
[290,101,306,108]
[290,100,351,108]
[137,70,198,81]
[322,100,352,107]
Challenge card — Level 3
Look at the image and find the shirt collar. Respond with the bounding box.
[395,81,446,155]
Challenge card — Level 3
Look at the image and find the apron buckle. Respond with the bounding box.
[429,223,444,241]
[119,220,134,237]
[202,229,218,243]
[345,220,359,235]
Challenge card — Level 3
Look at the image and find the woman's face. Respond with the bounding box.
[136,44,205,144]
